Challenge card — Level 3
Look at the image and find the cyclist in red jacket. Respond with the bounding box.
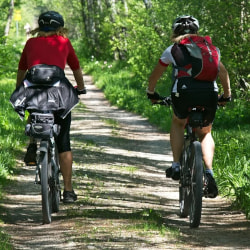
[147,15,231,198]
[16,11,86,203]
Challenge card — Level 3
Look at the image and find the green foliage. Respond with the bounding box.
[213,88,250,218]
[0,35,27,191]
[215,88,250,127]
[0,80,25,184]
[0,230,12,250]
[0,38,21,77]
[0,0,10,36]
[213,125,250,218]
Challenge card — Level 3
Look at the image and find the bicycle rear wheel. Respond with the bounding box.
[189,141,203,228]
[51,145,60,213]
[40,141,52,224]
[179,187,190,218]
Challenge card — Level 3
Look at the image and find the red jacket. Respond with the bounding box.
[18,35,80,71]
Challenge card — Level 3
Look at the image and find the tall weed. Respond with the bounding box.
[213,97,250,219]
[0,79,26,187]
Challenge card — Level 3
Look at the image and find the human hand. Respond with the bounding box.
[146,90,162,103]
[218,94,231,107]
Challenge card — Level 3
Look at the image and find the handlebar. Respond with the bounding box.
[152,96,172,106]
[150,94,231,107]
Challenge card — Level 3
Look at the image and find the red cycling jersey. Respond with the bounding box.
[18,35,80,71]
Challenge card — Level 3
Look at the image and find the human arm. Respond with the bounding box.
[147,62,168,94]
[16,69,27,88]
[66,40,86,92]
[218,62,231,98]
[72,68,85,90]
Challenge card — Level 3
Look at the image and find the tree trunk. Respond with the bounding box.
[80,0,96,54]
[4,0,14,37]
[143,0,152,9]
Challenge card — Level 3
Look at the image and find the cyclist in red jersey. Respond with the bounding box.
[147,15,231,198]
[16,11,86,203]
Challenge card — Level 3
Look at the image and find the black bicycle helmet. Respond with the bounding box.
[38,11,64,32]
[172,15,199,36]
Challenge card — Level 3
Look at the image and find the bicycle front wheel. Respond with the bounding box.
[40,141,52,224]
[179,149,190,218]
[189,141,203,228]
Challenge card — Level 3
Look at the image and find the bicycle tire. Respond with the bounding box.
[179,187,190,218]
[51,182,60,213]
[189,141,203,228]
[179,149,190,218]
[40,141,52,224]
[51,145,60,213]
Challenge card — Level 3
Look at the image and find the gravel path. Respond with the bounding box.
[1,70,249,249]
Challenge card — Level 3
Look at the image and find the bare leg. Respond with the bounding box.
[170,114,187,163]
[196,125,214,170]
[197,125,218,198]
[59,151,73,191]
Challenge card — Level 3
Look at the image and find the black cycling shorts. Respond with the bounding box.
[55,112,71,153]
[171,80,218,126]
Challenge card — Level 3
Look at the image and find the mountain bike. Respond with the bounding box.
[25,112,61,224]
[156,96,212,228]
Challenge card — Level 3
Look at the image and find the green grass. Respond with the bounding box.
[0,229,12,250]
[111,165,138,174]
[0,37,26,248]
[0,80,27,187]
[67,207,178,238]
[213,124,250,218]
[102,118,120,128]
[102,118,120,135]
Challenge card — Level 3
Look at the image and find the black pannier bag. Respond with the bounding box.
[26,64,65,84]
[25,112,60,139]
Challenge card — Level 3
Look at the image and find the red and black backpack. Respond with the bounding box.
[171,36,220,82]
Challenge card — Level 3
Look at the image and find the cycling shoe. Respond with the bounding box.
[204,173,218,198]
[166,166,180,180]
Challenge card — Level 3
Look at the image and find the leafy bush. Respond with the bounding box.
[0,37,27,191]
[0,79,25,184]
[213,89,250,218]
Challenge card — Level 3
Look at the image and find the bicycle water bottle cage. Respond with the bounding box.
[188,108,204,128]
[25,112,60,139]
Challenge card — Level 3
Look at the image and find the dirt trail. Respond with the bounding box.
[1,69,249,249]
